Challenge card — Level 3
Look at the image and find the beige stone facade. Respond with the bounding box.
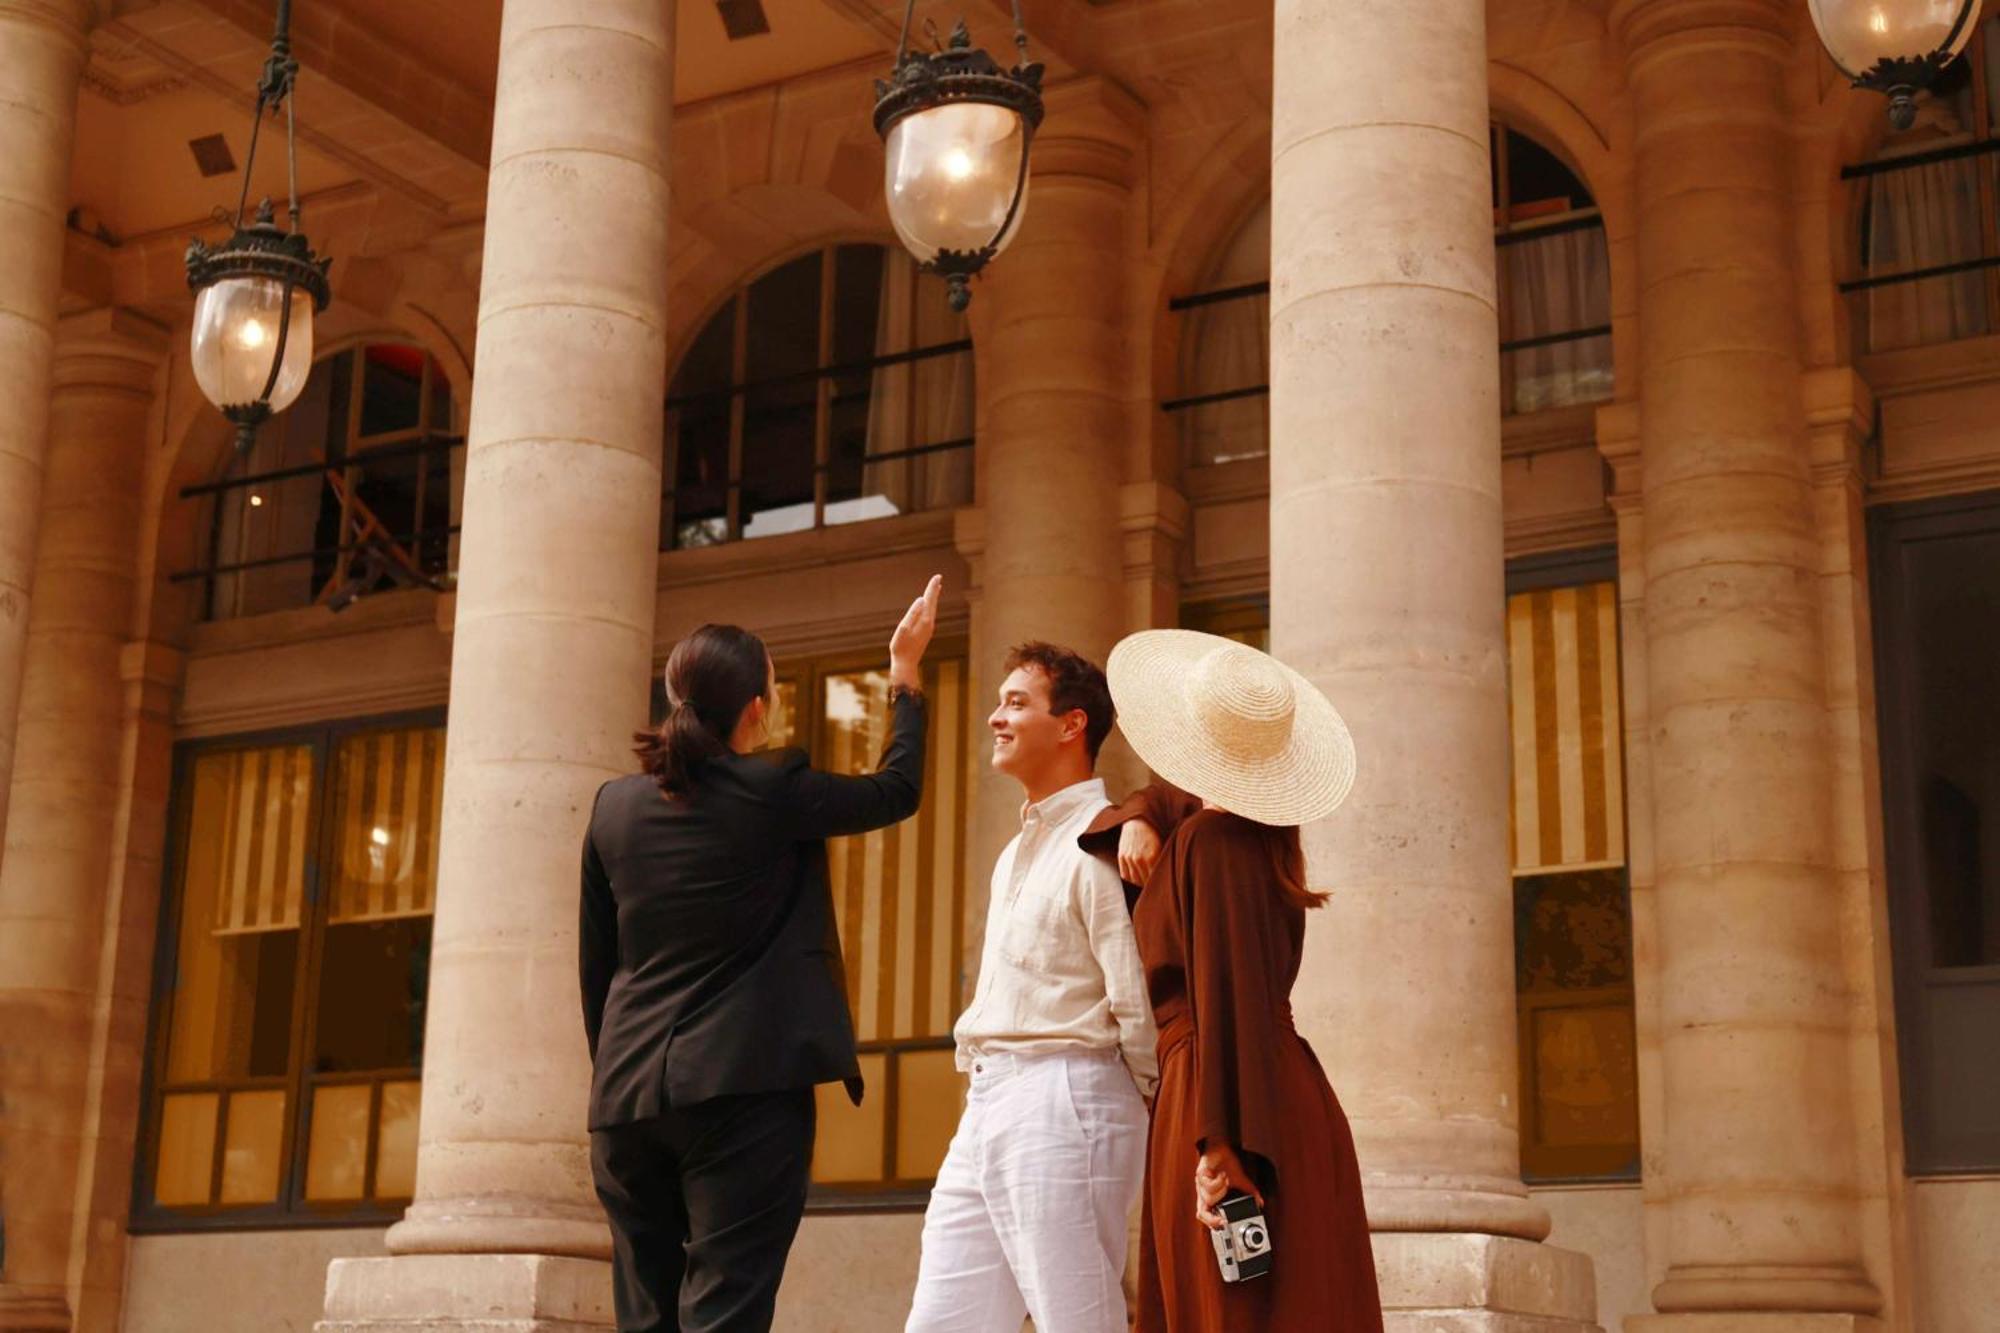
[0,2,1996,1332]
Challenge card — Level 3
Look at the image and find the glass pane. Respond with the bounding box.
[768,679,799,752]
[828,342,974,527]
[359,345,426,438]
[1527,1000,1640,1149]
[668,300,737,550]
[305,1084,373,1201]
[218,1089,287,1204]
[1500,225,1613,412]
[206,353,345,619]
[1901,523,2000,968]
[741,253,824,540]
[1862,158,1991,352]
[894,1048,964,1181]
[316,728,441,1072]
[1501,128,1593,218]
[155,1092,219,1206]
[1505,582,1625,875]
[821,661,968,1047]
[812,1052,888,1183]
[165,746,310,1083]
[374,1080,421,1199]
[1514,869,1633,993]
[1180,199,1270,467]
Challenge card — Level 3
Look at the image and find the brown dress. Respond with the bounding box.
[1084,789,1383,1333]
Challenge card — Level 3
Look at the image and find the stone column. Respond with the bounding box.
[0,311,164,1332]
[956,78,1146,885]
[0,0,90,853]
[1268,2,1596,1327]
[321,2,671,1329]
[1614,1,1882,1326]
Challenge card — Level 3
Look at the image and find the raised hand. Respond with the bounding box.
[889,575,944,692]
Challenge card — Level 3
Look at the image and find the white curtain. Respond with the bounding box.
[1502,225,1614,413]
[861,253,974,516]
[1182,198,1270,467]
[1866,158,1989,352]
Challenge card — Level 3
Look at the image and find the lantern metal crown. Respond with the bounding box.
[873,4,1045,311]
[185,0,332,454]
[1807,0,1982,130]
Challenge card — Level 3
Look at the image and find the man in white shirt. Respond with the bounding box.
[905,642,1157,1333]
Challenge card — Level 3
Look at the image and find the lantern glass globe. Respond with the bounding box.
[883,100,1030,264]
[1807,0,1978,78]
[191,275,315,415]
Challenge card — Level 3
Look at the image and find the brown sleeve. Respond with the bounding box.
[1077,779,1201,865]
[1183,817,1290,1189]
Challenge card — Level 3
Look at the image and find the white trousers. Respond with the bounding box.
[904,1048,1148,1333]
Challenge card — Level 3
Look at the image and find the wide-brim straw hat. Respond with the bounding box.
[1106,629,1356,827]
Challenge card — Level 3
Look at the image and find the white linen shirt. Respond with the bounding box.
[953,777,1158,1096]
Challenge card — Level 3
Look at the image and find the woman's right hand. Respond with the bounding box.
[1117,818,1163,884]
[889,575,944,692]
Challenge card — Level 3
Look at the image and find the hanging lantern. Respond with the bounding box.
[186,0,332,453]
[1807,0,1981,130]
[873,6,1044,312]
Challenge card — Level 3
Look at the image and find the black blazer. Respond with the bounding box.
[580,691,926,1130]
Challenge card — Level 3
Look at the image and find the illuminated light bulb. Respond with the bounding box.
[370,826,391,846]
[943,146,975,181]
[249,493,265,508]
[235,318,270,351]
[1868,7,1889,34]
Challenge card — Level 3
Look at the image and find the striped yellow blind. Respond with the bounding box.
[1507,581,1625,876]
[204,746,313,936]
[328,727,445,925]
[822,659,968,1043]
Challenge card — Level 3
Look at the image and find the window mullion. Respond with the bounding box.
[727,290,749,541]
[815,246,835,530]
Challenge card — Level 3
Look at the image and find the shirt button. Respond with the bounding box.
[974,1062,984,1073]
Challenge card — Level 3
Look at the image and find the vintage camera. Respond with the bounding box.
[1208,1192,1273,1284]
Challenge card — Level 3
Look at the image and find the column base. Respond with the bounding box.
[0,1290,70,1333]
[1632,1312,1880,1320]
[1376,1232,1600,1332]
[318,1255,612,1333]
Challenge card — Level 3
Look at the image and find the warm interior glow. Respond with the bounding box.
[190,275,315,415]
[1868,6,1889,34]
[883,101,1029,265]
[235,318,271,351]
[248,493,265,508]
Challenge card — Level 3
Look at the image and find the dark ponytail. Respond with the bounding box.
[634,624,771,798]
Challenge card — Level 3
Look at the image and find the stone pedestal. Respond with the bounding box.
[0,310,166,1332]
[1612,0,1883,1320]
[1629,1319,1883,1333]
[322,0,673,1328]
[1267,1,1593,1327]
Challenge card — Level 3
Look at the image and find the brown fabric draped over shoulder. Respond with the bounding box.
[1079,779,1200,909]
[1088,793,1382,1333]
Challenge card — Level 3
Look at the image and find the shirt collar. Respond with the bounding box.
[1019,777,1108,831]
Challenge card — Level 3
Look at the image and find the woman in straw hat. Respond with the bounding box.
[1081,630,1382,1333]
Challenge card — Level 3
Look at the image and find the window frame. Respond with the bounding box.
[662,243,976,549]
[131,707,447,1234]
[172,342,462,619]
[1161,119,1612,448]
[1868,489,2000,1174]
[1504,546,1641,1185]
[1843,18,2000,343]
[772,643,974,1213]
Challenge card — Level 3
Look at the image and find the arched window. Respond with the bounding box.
[180,343,459,620]
[664,245,974,548]
[1849,13,2000,352]
[1167,123,1613,467]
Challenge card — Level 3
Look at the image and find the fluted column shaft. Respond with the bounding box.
[1616,0,1880,1320]
[0,0,90,853]
[1269,0,1545,1241]
[382,0,672,1261]
[0,312,166,1333]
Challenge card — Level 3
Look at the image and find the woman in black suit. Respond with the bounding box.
[580,575,943,1333]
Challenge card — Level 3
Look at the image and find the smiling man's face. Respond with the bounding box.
[988,665,1081,781]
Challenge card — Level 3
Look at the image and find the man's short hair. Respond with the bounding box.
[1003,641,1116,763]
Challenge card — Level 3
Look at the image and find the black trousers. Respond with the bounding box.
[590,1088,817,1333]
